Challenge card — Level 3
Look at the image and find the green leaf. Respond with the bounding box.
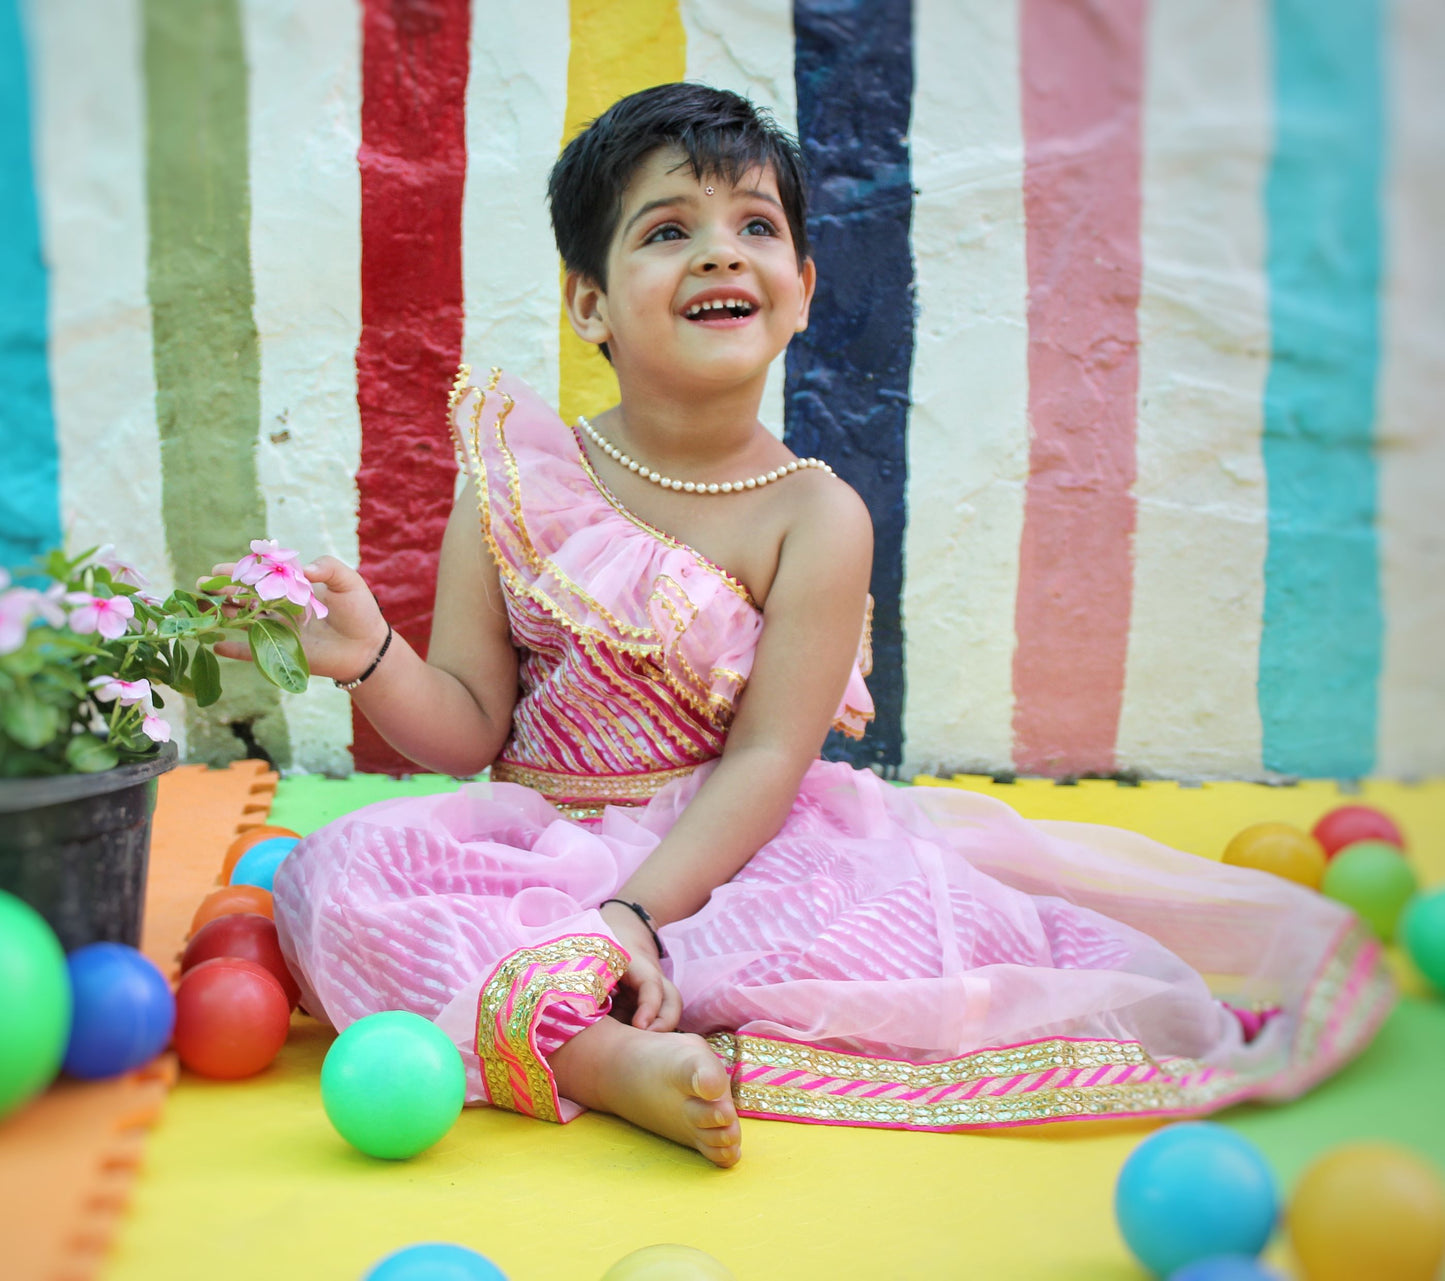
[197,575,232,594]
[248,618,309,694]
[0,689,62,749]
[65,734,119,773]
[159,614,213,637]
[192,645,223,707]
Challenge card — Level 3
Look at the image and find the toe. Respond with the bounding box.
[684,1097,735,1129]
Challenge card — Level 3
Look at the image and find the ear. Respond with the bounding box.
[564,271,612,347]
[794,257,818,333]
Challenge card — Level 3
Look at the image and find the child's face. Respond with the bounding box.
[566,148,815,393]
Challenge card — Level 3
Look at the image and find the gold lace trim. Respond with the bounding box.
[474,935,629,1124]
[491,760,699,802]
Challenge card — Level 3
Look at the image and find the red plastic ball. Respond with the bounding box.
[1312,806,1406,858]
[172,957,291,1080]
[180,913,300,1009]
[189,885,275,936]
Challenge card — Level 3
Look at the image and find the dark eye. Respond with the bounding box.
[742,217,778,237]
[644,223,686,244]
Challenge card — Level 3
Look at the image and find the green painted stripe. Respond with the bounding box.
[142,0,290,767]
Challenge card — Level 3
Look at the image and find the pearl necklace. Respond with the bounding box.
[579,417,833,494]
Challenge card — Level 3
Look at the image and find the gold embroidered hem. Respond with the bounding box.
[474,935,629,1123]
[491,760,700,806]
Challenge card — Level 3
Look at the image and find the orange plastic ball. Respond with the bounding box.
[1288,1143,1445,1281]
[220,825,300,881]
[1222,823,1327,889]
[190,885,275,935]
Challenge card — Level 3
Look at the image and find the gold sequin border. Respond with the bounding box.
[474,935,629,1124]
[491,759,699,802]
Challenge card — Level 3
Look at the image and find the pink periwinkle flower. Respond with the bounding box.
[66,591,136,640]
[141,713,171,743]
[89,676,153,707]
[233,539,323,612]
[0,579,70,654]
[94,544,150,588]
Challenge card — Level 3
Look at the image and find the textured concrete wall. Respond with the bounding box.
[11,0,1444,780]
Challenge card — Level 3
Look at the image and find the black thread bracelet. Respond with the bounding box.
[334,624,393,692]
[600,898,666,958]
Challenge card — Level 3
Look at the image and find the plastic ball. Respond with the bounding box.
[1311,805,1404,858]
[1168,1258,1283,1281]
[1319,841,1419,941]
[363,1242,508,1281]
[221,824,300,881]
[0,891,72,1117]
[172,956,291,1079]
[1222,823,1327,889]
[228,836,298,893]
[320,1011,465,1159]
[61,943,175,1080]
[1287,1142,1445,1281]
[1402,888,1445,995]
[1115,1123,1278,1278]
[600,1245,736,1280]
[190,884,275,935]
[180,911,300,1008]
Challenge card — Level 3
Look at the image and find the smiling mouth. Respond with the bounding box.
[684,298,758,321]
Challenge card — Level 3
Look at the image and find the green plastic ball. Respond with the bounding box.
[1403,889,1445,996]
[320,1011,465,1159]
[0,891,73,1117]
[1321,841,1419,942]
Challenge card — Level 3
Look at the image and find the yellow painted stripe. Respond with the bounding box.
[558,0,685,425]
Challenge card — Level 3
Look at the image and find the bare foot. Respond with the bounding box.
[549,1017,741,1167]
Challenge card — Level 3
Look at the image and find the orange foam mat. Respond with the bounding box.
[0,760,277,1281]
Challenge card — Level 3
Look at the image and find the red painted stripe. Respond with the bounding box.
[354,0,470,773]
[1012,0,1146,776]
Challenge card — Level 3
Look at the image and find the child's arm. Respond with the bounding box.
[215,494,517,776]
[608,475,874,948]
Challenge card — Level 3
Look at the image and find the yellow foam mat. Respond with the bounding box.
[104,776,1445,1281]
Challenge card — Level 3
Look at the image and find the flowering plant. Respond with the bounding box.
[0,540,323,777]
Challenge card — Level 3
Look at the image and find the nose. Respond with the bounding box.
[692,225,745,274]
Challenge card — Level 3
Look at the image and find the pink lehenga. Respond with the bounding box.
[273,367,1392,1130]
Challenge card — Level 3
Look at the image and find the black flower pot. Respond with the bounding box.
[0,744,179,951]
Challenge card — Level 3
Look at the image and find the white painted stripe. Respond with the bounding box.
[683,0,796,437]
[244,0,362,774]
[30,0,189,757]
[462,3,569,405]
[902,0,1028,775]
[1377,0,1445,776]
[1116,0,1270,779]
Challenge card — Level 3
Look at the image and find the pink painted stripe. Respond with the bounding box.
[1012,0,1146,776]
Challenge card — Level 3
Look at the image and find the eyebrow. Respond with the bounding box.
[622,187,785,237]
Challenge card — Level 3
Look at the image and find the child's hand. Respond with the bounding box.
[599,901,681,1032]
[204,556,390,684]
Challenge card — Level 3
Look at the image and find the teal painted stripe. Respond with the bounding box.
[1261,0,1385,777]
[0,0,61,570]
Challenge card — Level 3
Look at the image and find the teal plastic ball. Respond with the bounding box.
[363,1242,508,1280]
[1169,1257,1283,1281]
[320,1011,465,1159]
[1115,1123,1278,1278]
[1403,889,1445,995]
[1321,841,1419,942]
[229,836,298,892]
[0,891,73,1117]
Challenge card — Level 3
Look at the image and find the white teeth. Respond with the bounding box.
[686,297,753,318]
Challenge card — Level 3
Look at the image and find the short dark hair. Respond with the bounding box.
[548,83,810,293]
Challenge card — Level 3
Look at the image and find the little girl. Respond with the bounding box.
[224,85,1390,1169]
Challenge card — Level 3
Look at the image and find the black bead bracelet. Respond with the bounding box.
[600,898,666,958]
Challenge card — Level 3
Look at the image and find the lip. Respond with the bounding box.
[678,286,762,325]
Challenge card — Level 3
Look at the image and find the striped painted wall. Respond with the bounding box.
[8,0,1443,780]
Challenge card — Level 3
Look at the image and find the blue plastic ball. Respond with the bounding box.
[1115,1123,1278,1277]
[62,943,175,1080]
[363,1242,508,1280]
[229,836,298,892]
[1169,1256,1284,1281]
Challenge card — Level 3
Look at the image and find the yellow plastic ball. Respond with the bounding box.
[600,1244,735,1281]
[1222,822,1327,888]
[1288,1142,1445,1281]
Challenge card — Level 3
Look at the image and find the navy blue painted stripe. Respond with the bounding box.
[787,0,915,771]
[0,0,61,571]
[1260,0,1385,777]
